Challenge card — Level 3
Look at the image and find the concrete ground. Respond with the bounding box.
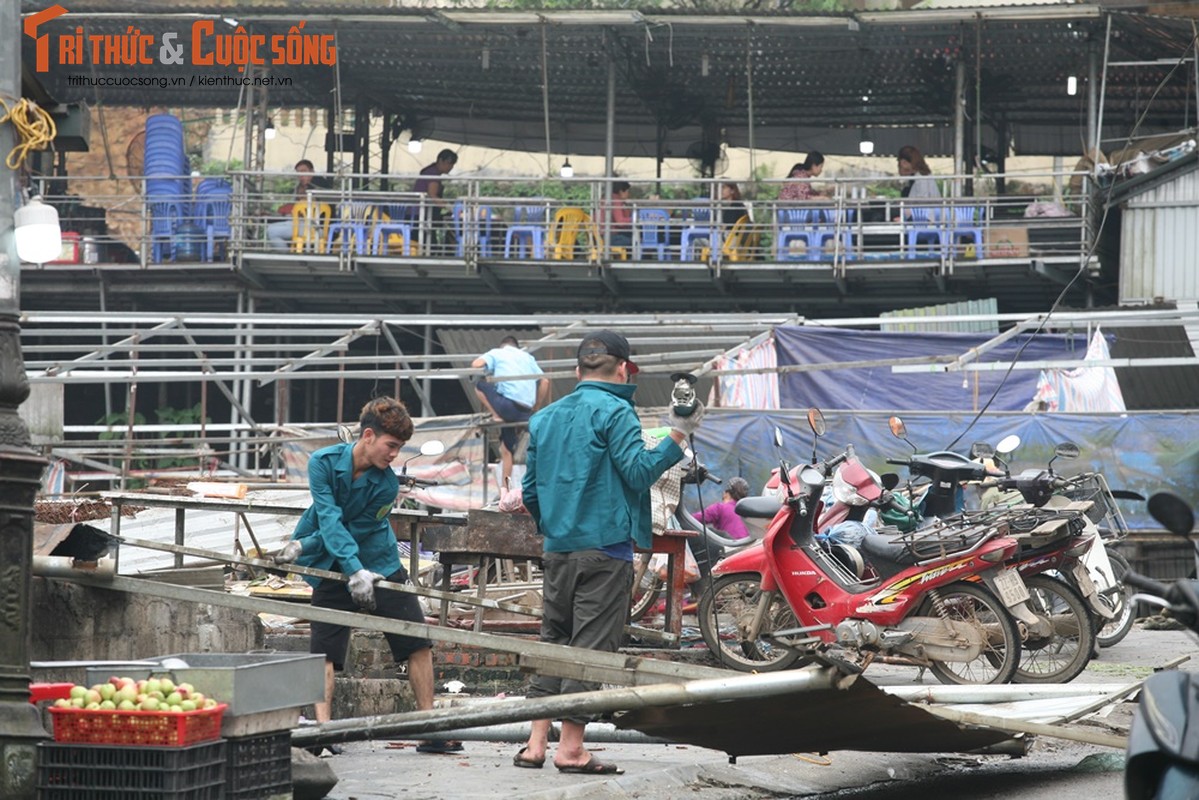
[316,624,1194,800]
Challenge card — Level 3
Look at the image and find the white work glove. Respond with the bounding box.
[668,400,705,438]
[348,569,383,611]
[273,540,303,565]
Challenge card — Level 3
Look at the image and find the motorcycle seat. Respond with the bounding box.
[735,496,782,519]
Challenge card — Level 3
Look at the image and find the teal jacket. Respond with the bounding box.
[522,380,683,553]
[289,442,400,586]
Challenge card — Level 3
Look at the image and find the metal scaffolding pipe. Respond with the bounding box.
[393,721,671,745]
[290,667,844,746]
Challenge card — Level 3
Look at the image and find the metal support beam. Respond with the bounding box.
[953,59,966,199]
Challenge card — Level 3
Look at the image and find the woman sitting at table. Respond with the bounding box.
[720,182,747,226]
[779,152,826,201]
[897,145,940,201]
[267,159,330,251]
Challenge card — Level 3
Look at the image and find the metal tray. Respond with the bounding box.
[85,652,324,717]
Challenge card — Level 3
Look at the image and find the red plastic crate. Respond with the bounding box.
[48,704,227,746]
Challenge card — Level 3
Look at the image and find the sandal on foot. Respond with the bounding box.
[556,756,623,775]
[415,739,464,754]
[512,746,544,769]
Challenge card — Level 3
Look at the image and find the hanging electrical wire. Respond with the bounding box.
[0,95,56,171]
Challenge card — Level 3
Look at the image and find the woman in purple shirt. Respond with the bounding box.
[695,476,751,539]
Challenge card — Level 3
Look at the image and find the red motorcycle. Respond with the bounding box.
[698,410,1031,685]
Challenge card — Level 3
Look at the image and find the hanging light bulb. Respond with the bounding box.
[1067,76,1078,96]
[560,158,574,178]
[263,118,276,140]
[408,137,423,154]
[14,195,63,265]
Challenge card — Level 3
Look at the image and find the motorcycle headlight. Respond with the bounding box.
[832,468,869,506]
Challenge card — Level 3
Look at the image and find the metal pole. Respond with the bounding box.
[604,55,615,259]
[954,60,966,199]
[540,23,552,177]
[1087,47,1099,159]
[746,26,756,180]
[422,302,433,416]
[1095,15,1112,161]
[0,3,52,793]
[291,668,843,746]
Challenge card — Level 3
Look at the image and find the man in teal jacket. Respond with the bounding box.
[513,330,704,775]
[275,396,460,755]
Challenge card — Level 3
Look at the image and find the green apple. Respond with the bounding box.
[98,700,116,710]
[158,678,175,693]
[84,689,102,705]
[53,699,71,709]
[177,682,195,696]
[85,702,100,710]
[68,686,87,700]
[139,697,159,711]
[144,679,162,695]
[168,704,183,713]
[190,692,206,706]
[165,691,183,706]
[69,697,85,708]
[179,700,196,712]
[97,683,116,701]
[117,700,136,711]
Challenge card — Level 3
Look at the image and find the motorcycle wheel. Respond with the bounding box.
[921,582,1021,685]
[629,554,663,622]
[697,573,803,672]
[1097,550,1135,648]
[1014,574,1095,683]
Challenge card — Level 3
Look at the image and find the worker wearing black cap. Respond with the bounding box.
[512,330,704,775]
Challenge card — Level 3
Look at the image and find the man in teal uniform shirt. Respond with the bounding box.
[512,330,703,775]
[275,396,461,754]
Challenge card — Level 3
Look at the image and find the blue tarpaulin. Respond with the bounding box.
[774,327,1090,412]
[675,409,1198,532]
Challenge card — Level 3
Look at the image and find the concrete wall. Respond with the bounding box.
[30,577,264,668]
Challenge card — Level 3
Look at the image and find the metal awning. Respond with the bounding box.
[20,3,1199,156]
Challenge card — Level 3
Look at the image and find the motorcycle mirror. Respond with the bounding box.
[1053,442,1080,460]
[888,416,917,454]
[773,427,784,449]
[880,472,901,491]
[995,434,1021,456]
[1148,493,1195,539]
[969,442,994,459]
[420,440,446,457]
[807,408,827,437]
[337,424,355,444]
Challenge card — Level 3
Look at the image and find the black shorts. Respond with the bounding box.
[309,567,431,671]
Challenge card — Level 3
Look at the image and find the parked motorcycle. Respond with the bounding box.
[1124,492,1199,800]
[885,420,1100,683]
[698,409,1029,685]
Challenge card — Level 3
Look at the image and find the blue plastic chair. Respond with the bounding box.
[905,206,945,259]
[373,205,414,256]
[197,191,232,262]
[149,200,186,262]
[680,205,719,261]
[811,208,855,260]
[504,205,548,259]
[775,207,820,261]
[452,202,495,258]
[327,203,375,255]
[946,206,984,258]
[635,208,670,260]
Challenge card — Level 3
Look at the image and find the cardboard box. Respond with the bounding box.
[984,226,1029,258]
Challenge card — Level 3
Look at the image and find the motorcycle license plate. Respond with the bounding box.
[992,568,1030,606]
[1072,561,1097,597]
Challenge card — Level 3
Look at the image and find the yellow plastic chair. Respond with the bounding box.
[721,215,760,262]
[291,201,331,253]
[549,207,594,261]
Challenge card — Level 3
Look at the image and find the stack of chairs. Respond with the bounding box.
[144,114,190,263]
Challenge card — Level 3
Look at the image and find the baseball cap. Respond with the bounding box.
[577,330,639,374]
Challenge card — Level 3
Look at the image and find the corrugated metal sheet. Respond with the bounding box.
[1109,321,1199,411]
[1120,165,1199,304]
[880,298,999,333]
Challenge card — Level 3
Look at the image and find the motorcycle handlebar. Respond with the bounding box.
[399,476,437,489]
[885,458,909,467]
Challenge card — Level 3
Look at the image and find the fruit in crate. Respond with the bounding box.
[55,677,222,712]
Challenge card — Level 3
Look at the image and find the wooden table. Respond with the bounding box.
[422,509,697,644]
